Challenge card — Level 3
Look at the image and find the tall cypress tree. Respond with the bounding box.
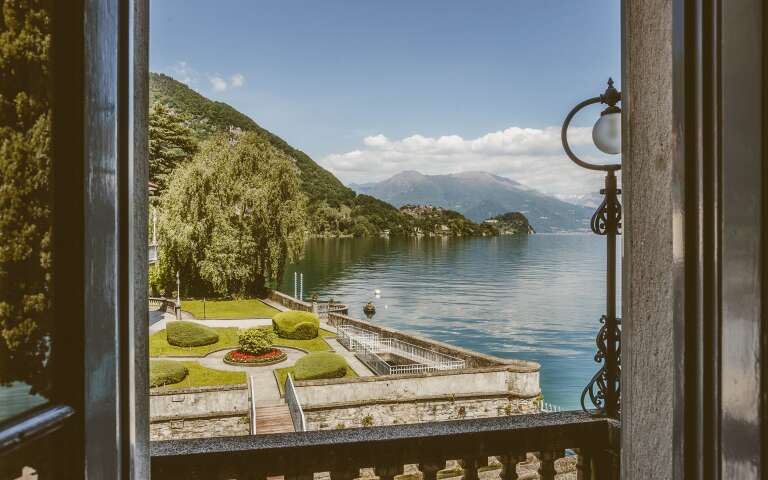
[149,102,197,193]
[0,0,53,395]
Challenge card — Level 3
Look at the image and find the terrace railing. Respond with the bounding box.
[148,297,173,312]
[339,325,466,375]
[315,301,349,320]
[151,411,620,479]
[285,375,306,433]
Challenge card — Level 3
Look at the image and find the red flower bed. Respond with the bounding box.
[224,347,287,365]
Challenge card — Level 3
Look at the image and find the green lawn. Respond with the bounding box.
[274,363,358,395]
[182,298,279,319]
[153,361,246,390]
[150,326,335,357]
[149,327,239,357]
[272,327,336,352]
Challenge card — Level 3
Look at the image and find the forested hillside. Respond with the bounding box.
[150,73,354,208]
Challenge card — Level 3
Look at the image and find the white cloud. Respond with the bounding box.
[322,126,616,198]
[208,73,246,92]
[230,73,245,87]
[161,61,246,93]
[209,75,228,92]
[168,61,198,86]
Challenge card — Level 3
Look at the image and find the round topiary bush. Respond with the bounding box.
[223,327,287,366]
[293,352,348,381]
[149,360,189,387]
[272,310,320,340]
[166,321,219,347]
[238,327,276,354]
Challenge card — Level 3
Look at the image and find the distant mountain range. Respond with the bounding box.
[351,171,593,232]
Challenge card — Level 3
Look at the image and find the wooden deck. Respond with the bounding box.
[254,403,295,435]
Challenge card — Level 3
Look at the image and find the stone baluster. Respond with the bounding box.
[286,473,314,480]
[498,453,526,480]
[458,456,486,480]
[537,450,563,480]
[374,464,403,480]
[331,466,360,480]
[573,449,592,480]
[418,461,445,480]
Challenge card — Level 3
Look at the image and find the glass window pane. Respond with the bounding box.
[148,0,620,441]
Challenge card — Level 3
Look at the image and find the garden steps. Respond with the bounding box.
[254,401,295,434]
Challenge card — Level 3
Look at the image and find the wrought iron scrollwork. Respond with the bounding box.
[582,173,622,418]
[581,316,622,415]
[590,189,622,236]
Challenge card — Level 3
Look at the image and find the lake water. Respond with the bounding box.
[280,234,621,410]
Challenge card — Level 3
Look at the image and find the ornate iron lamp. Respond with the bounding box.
[561,78,622,418]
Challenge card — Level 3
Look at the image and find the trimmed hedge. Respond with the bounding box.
[272,310,320,340]
[293,352,348,381]
[149,360,189,387]
[239,327,276,354]
[166,321,219,347]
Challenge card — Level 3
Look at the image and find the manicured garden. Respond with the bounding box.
[182,298,279,319]
[274,352,358,394]
[149,324,335,357]
[272,327,335,352]
[149,359,246,389]
[149,325,239,356]
[223,326,287,366]
[149,311,351,393]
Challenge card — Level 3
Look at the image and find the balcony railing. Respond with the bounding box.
[150,411,619,480]
[338,324,466,375]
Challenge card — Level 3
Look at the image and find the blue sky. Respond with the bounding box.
[151,0,621,200]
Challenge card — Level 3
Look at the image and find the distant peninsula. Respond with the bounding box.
[483,212,535,235]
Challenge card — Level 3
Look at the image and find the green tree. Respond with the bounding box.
[158,131,307,297]
[0,0,53,394]
[149,102,197,193]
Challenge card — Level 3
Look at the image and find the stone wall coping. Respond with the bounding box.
[150,409,249,423]
[329,313,540,370]
[150,384,248,396]
[294,364,538,390]
[301,391,539,411]
[151,411,619,459]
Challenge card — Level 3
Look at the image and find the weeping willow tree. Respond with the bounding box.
[156,131,308,298]
[0,0,53,395]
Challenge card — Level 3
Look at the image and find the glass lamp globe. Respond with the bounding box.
[592,111,622,155]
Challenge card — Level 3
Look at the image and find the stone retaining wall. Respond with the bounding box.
[150,384,250,440]
[294,366,541,431]
[304,395,539,431]
[294,366,540,405]
[267,290,314,312]
[150,412,250,440]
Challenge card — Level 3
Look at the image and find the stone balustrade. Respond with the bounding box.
[268,289,314,312]
[151,411,619,479]
[148,296,174,313]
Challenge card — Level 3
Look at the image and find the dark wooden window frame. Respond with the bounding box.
[672,0,765,478]
[0,0,149,478]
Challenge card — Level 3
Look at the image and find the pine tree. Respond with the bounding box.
[0,0,53,394]
[149,102,197,193]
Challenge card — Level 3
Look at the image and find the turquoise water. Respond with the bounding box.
[280,234,620,410]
